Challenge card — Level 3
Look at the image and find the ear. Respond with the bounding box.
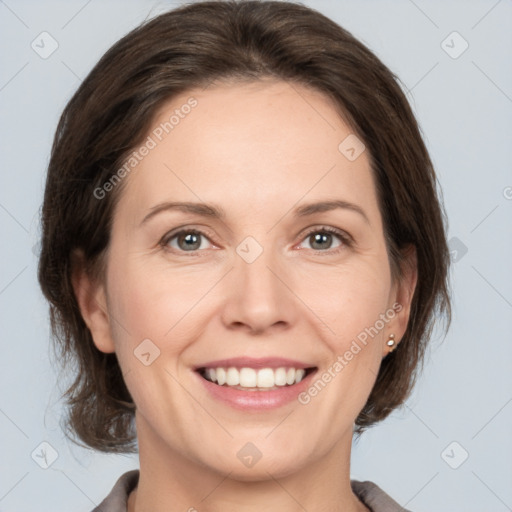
[385,244,418,354]
[71,249,115,353]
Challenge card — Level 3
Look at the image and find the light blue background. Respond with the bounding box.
[1,1,511,511]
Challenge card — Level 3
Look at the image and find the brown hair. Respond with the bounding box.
[38,0,451,453]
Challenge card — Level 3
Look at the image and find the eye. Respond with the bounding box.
[297,226,351,253]
[161,229,215,253]
[160,226,352,256]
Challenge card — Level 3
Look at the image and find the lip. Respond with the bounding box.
[194,357,315,370]
[193,366,318,411]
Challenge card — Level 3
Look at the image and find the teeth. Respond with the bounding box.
[216,367,226,385]
[295,368,306,383]
[274,367,287,386]
[226,367,240,386]
[257,368,274,388]
[240,368,257,387]
[201,367,309,388]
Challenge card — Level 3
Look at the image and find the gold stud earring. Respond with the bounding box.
[386,334,396,352]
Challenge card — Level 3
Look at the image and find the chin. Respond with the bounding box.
[202,446,311,482]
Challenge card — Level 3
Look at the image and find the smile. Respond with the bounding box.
[198,366,317,391]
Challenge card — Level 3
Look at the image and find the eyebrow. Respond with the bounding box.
[140,199,370,226]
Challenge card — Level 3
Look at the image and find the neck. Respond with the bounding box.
[128,415,368,512]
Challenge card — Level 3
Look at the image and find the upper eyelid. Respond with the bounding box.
[161,226,216,243]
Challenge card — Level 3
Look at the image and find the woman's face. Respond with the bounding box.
[81,80,415,479]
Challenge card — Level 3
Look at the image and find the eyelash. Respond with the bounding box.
[159,226,352,256]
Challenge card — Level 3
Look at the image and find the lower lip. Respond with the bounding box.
[194,369,317,410]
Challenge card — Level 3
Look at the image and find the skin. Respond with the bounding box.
[73,79,417,512]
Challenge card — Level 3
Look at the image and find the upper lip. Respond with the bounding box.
[194,357,317,371]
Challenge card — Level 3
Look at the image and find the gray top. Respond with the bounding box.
[91,470,412,512]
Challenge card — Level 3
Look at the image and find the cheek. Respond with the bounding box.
[107,246,392,356]
[296,267,390,433]
[107,254,197,339]
[105,252,223,386]
[306,260,393,341]
[104,257,195,412]
[305,261,391,400]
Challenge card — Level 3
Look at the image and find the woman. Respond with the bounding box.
[37,1,451,510]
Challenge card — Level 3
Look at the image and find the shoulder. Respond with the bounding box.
[351,479,413,512]
[91,470,139,512]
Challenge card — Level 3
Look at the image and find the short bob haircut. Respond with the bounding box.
[38,0,451,453]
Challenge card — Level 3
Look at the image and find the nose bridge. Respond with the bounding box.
[222,234,294,332]
[237,237,278,291]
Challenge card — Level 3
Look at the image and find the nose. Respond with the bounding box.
[221,244,297,335]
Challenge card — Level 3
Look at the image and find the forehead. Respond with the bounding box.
[115,80,380,225]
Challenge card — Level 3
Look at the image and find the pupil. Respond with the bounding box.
[311,232,331,250]
[180,232,200,251]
